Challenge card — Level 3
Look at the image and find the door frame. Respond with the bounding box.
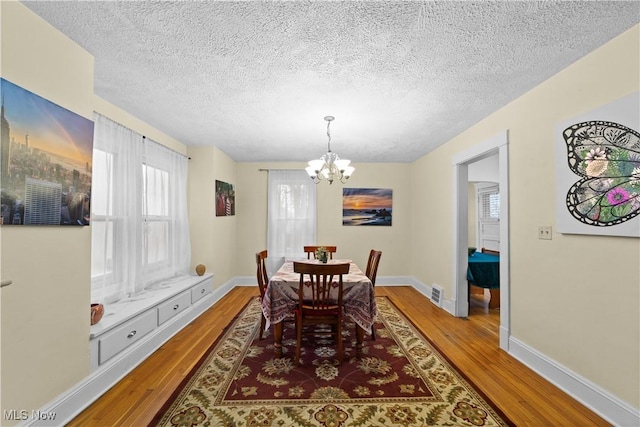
[451,130,510,350]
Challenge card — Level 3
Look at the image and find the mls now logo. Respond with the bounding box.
[3,410,56,421]
[3,410,28,421]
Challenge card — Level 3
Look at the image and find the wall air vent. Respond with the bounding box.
[430,284,444,307]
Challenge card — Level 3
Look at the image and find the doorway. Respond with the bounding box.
[469,164,500,314]
[452,131,510,351]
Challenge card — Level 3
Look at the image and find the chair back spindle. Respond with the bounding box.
[303,245,337,260]
[255,250,269,339]
[365,249,382,339]
[256,250,269,299]
[365,249,382,286]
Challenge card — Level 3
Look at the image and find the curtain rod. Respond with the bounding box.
[258,168,303,171]
[94,113,191,160]
[141,135,191,160]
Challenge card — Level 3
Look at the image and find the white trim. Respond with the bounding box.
[509,337,640,426]
[28,276,636,427]
[452,132,507,165]
[234,276,261,286]
[496,138,510,350]
[451,130,510,352]
[22,279,236,427]
[452,161,470,318]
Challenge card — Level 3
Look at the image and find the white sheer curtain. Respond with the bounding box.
[267,170,316,275]
[141,138,191,285]
[91,114,190,304]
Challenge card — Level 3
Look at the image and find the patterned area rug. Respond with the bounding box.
[152,297,512,426]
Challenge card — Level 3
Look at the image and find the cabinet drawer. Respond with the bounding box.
[157,291,191,325]
[99,310,156,364]
[191,279,212,303]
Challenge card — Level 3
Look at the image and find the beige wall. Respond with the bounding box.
[187,145,238,289]
[0,3,191,419]
[1,0,638,419]
[411,25,639,408]
[235,162,412,277]
[0,2,95,417]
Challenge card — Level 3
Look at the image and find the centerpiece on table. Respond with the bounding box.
[315,246,329,263]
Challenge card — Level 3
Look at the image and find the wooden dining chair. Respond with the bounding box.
[293,261,350,366]
[255,250,269,339]
[304,246,337,260]
[365,249,382,339]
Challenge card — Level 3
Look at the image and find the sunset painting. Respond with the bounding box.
[343,188,392,226]
[0,78,94,225]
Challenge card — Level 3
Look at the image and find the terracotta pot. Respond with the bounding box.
[91,303,104,325]
[195,264,206,276]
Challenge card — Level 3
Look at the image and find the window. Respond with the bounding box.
[267,170,316,275]
[91,114,190,303]
[91,149,118,292]
[475,183,500,252]
[142,163,173,282]
[479,187,500,220]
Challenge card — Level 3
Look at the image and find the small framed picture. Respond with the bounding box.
[215,180,235,216]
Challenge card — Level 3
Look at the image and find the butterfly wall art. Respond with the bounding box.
[563,121,640,226]
[555,92,640,237]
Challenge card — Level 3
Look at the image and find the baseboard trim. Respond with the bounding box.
[389,277,639,425]
[508,336,639,426]
[23,280,237,427]
[27,276,638,427]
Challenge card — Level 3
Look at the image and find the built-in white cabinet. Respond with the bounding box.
[90,273,213,371]
[98,310,156,365]
[190,281,210,304]
[157,290,191,325]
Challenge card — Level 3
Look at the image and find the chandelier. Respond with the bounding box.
[305,116,355,184]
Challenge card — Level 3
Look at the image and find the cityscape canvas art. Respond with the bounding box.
[0,78,94,226]
[343,188,392,226]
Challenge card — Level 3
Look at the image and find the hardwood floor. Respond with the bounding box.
[68,286,610,426]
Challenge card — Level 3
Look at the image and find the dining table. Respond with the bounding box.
[261,258,377,359]
[467,251,500,309]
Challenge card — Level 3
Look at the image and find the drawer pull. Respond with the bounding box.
[173,304,180,310]
[201,289,205,294]
[127,330,137,339]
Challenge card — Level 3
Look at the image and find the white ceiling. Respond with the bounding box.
[21,1,639,163]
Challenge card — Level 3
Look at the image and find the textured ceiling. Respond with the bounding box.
[21,1,640,163]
